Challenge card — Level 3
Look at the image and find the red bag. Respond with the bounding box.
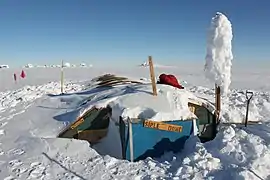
[158,74,183,89]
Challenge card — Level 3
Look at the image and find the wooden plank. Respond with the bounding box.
[148,56,157,96]
[98,80,143,87]
[57,106,97,137]
[97,77,128,85]
[143,120,183,133]
[71,118,84,129]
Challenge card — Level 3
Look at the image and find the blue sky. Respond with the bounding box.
[0,0,269,67]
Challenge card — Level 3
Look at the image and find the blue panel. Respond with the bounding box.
[125,120,196,161]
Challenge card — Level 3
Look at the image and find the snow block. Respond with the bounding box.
[120,118,197,161]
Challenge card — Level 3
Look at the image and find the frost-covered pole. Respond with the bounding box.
[204,12,233,122]
[204,12,233,96]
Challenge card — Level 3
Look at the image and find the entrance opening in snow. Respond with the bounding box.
[57,74,218,161]
[188,102,217,142]
[58,106,112,144]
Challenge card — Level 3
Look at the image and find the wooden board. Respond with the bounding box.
[70,118,84,129]
[58,107,97,137]
[94,74,118,82]
[97,77,128,86]
[97,80,143,87]
[143,120,183,133]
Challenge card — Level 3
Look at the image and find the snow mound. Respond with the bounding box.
[0,65,9,69]
[60,82,212,124]
[24,64,34,68]
[63,62,71,68]
[80,63,86,67]
[189,86,270,123]
[0,74,269,179]
[204,12,233,96]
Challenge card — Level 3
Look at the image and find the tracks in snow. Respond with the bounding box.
[0,81,83,179]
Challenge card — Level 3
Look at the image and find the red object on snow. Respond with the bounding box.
[158,74,184,89]
[20,70,26,78]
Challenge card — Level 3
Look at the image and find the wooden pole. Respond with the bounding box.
[215,84,221,123]
[61,60,64,94]
[213,84,221,138]
[148,56,157,96]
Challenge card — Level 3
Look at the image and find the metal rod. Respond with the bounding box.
[128,118,134,162]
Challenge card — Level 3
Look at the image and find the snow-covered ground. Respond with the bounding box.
[0,65,270,179]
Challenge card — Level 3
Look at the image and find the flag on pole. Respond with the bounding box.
[20,70,26,79]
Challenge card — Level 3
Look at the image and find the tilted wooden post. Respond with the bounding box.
[148,56,157,96]
[213,84,221,137]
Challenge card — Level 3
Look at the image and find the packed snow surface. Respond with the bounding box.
[0,66,270,179]
[72,83,204,123]
[205,12,233,96]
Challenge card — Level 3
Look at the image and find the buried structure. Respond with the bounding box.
[58,74,219,162]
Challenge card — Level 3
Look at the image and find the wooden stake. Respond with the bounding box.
[61,60,64,94]
[212,84,221,138]
[148,56,157,96]
[215,84,221,123]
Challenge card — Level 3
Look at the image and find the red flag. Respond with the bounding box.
[20,70,26,78]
